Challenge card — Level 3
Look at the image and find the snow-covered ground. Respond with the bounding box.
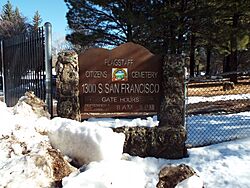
[188,93,250,104]
[186,111,250,146]
[1,94,250,187]
[86,108,250,147]
[186,94,250,146]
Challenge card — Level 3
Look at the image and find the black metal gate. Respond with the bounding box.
[0,23,52,115]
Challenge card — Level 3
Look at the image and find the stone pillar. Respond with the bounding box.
[56,51,81,121]
[113,55,187,159]
[158,55,185,128]
[158,55,187,157]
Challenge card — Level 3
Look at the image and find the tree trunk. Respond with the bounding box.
[127,24,133,42]
[170,25,176,54]
[229,13,239,83]
[189,34,195,77]
[205,47,211,76]
[126,1,133,42]
[223,55,230,73]
[163,29,169,54]
[177,33,183,55]
[229,50,238,83]
[177,0,187,55]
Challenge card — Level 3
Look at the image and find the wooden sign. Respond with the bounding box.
[78,42,163,114]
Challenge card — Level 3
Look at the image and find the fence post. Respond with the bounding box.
[44,22,53,117]
[184,67,188,129]
[0,40,5,103]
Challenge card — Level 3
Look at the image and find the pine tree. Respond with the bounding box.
[14,7,27,33]
[189,0,220,76]
[65,0,140,48]
[0,1,28,39]
[212,0,250,82]
[64,0,174,53]
[64,0,249,77]
[1,0,14,21]
[32,11,42,31]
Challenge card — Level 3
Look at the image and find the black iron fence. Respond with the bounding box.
[185,74,250,147]
[0,23,52,115]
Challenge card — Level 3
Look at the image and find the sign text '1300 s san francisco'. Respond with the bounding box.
[82,83,160,94]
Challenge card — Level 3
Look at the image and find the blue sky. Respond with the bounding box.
[0,0,68,36]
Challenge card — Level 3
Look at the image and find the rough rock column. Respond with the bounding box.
[158,55,185,128]
[158,55,187,157]
[56,51,81,121]
[113,55,187,159]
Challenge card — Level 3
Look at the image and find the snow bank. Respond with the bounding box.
[175,175,203,188]
[1,93,250,188]
[0,102,15,135]
[0,155,53,188]
[0,102,57,187]
[12,99,38,118]
[48,117,125,166]
[62,160,146,188]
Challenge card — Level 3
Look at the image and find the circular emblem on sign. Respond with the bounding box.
[112,68,128,81]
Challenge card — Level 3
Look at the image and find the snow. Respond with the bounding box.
[48,117,125,166]
[188,93,250,104]
[63,160,146,188]
[87,116,158,128]
[186,111,250,146]
[0,102,55,187]
[0,93,250,187]
[175,175,204,188]
[186,94,250,146]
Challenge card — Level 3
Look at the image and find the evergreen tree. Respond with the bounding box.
[190,0,220,76]
[1,0,13,20]
[64,0,177,53]
[182,0,249,78]
[64,0,249,78]
[211,0,250,82]
[32,11,42,31]
[0,1,28,39]
[65,0,143,48]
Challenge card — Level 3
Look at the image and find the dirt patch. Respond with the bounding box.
[187,78,250,115]
[188,99,250,115]
[188,78,250,97]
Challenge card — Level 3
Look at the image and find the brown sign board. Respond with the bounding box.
[78,42,163,115]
